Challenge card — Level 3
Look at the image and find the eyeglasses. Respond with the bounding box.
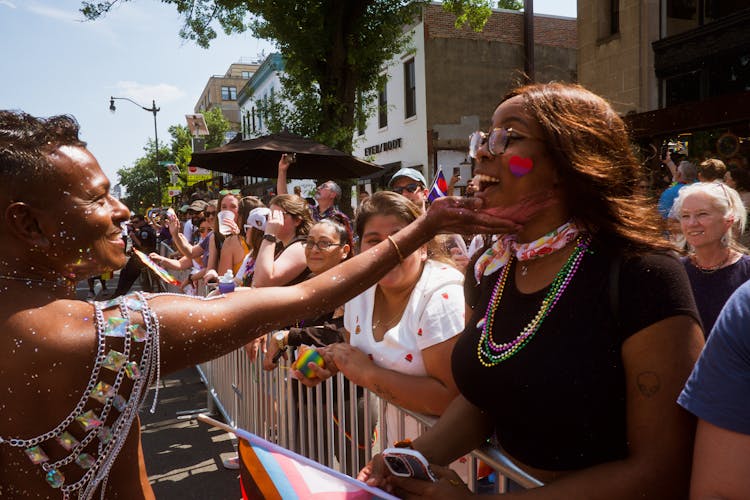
[219,189,241,196]
[304,239,343,251]
[469,127,523,158]
[392,183,422,195]
[199,227,210,233]
[205,211,217,216]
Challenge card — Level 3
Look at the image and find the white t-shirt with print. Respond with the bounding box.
[344,259,465,445]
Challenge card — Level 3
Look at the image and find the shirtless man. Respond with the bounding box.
[0,110,520,498]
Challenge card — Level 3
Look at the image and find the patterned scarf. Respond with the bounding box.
[474,220,581,283]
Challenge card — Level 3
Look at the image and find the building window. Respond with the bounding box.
[378,82,388,129]
[221,86,237,101]
[242,71,252,79]
[404,58,416,119]
[598,0,619,39]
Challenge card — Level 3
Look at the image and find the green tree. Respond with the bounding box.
[497,0,523,10]
[117,140,171,209]
[82,1,491,212]
[119,107,231,207]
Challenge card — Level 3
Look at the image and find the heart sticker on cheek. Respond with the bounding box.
[509,156,534,177]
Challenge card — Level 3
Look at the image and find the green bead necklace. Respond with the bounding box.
[476,235,591,367]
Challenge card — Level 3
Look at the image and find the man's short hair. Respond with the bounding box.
[0,111,85,192]
[678,161,698,183]
[698,158,727,182]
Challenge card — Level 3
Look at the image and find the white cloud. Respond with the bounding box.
[26,3,81,22]
[113,81,186,105]
[0,0,17,9]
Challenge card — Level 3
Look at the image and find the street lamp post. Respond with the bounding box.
[109,96,162,204]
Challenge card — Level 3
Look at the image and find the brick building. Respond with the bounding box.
[194,60,261,134]
[578,0,750,174]
[353,3,577,192]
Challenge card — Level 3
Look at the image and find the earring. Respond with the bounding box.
[720,233,729,247]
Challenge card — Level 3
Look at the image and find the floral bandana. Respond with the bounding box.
[474,220,581,283]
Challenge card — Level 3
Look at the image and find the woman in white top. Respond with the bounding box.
[299,191,465,444]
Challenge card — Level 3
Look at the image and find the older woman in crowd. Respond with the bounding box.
[0,110,518,498]
[358,82,704,499]
[670,182,750,336]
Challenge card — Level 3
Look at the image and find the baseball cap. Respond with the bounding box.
[179,204,190,213]
[246,207,271,232]
[388,167,427,187]
[188,200,208,212]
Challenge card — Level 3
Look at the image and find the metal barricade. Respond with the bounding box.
[197,342,542,492]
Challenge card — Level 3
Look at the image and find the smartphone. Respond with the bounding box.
[382,448,438,482]
[453,167,460,177]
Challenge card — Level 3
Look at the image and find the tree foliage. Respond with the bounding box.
[116,140,171,209]
[118,107,231,207]
[83,0,492,213]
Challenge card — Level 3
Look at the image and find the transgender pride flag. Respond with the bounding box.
[197,415,397,500]
[427,169,449,202]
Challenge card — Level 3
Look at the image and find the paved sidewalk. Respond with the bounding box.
[140,368,241,500]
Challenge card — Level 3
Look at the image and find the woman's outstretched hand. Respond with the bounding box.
[425,191,558,236]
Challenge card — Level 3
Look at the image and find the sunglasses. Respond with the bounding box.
[205,211,217,216]
[199,227,210,233]
[305,240,343,251]
[219,189,241,196]
[391,183,422,195]
[468,127,524,158]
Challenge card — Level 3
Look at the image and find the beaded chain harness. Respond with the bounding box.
[0,292,161,499]
[476,234,591,367]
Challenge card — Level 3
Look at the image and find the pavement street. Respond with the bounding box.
[140,368,240,500]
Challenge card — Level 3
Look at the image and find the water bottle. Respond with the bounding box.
[218,270,236,294]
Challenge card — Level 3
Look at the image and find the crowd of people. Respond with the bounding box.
[2,80,750,499]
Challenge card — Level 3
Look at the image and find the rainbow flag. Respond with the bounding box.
[132,249,181,286]
[235,429,397,500]
[427,169,448,202]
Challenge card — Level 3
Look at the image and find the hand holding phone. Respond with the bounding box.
[382,448,438,482]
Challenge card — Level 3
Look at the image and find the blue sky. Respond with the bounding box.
[0,0,575,186]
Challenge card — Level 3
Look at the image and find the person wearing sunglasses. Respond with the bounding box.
[0,109,520,499]
[358,83,704,498]
[388,167,429,211]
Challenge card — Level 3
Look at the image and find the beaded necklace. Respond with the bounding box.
[476,234,590,367]
[0,292,161,499]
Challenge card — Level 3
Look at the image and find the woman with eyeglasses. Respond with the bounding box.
[670,182,750,337]
[296,192,467,465]
[357,83,704,498]
[0,109,522,498]
[261,216,365,466]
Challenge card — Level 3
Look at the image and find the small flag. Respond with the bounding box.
[132,249,181,286]
[427,169,448,202]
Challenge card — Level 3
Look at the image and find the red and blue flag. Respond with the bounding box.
[427,169,448,202]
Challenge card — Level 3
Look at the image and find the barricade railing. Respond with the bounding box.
[197,340,543,493]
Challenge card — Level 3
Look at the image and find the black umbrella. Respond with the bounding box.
[188,131,382,179]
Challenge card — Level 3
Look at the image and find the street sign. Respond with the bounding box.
[186,114,209,137]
